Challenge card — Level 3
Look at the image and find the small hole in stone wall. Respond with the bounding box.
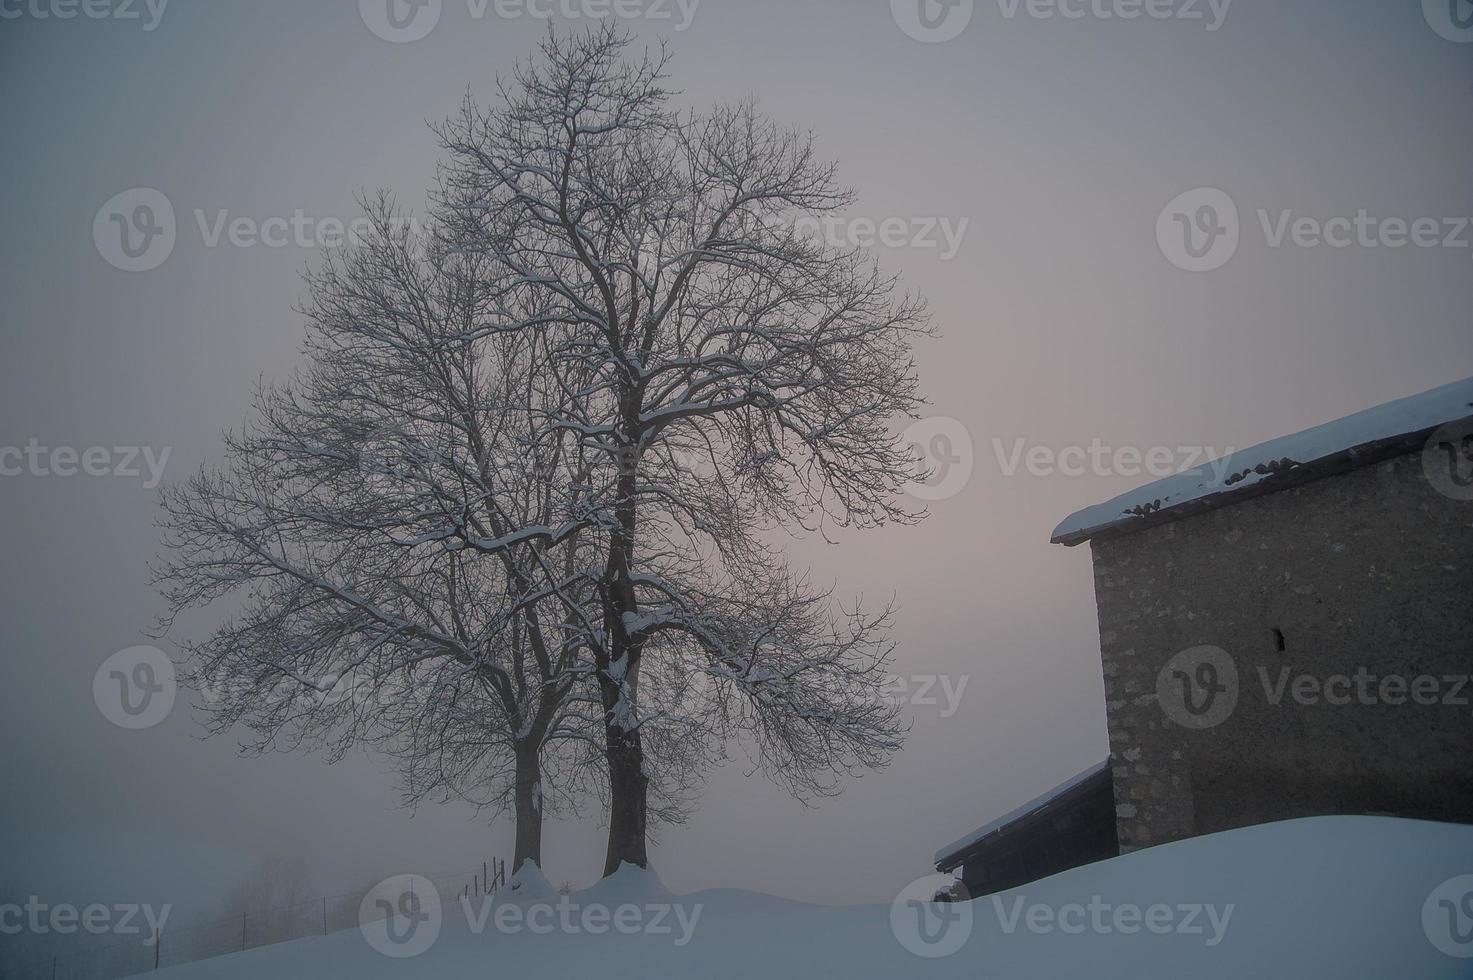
[1271,627,1286,653]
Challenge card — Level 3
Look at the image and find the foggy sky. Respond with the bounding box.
[1,0,1469,920]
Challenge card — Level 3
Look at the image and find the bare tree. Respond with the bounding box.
[157,26,928,880]
[435,26,930,875]
[155,199,605,873]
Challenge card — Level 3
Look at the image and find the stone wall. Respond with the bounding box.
[1089,451,1473,852]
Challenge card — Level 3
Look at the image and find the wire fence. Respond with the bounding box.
[3,859,506,980]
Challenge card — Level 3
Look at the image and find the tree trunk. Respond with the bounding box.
[601,429,649,876]
[600,679,649,876]
[512,743,544,875]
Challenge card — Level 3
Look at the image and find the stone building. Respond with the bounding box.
[1049,377,1473,852]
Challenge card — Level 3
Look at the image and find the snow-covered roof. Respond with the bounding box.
[934,759,1111,869]
[1051,376,1473,547]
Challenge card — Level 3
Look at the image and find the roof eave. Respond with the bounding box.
[934,761,1113,871]
[1049,423,1461,548]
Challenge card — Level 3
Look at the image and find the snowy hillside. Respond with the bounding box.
[146,816,1472,979]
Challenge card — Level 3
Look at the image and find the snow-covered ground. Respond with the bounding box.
[148,816,1472,979]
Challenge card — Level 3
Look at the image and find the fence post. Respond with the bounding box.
[241,912,247,952]
[322,896,328,936]
[155,928,161,970]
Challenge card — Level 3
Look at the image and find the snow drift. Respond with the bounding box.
[146,816,1473,979]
